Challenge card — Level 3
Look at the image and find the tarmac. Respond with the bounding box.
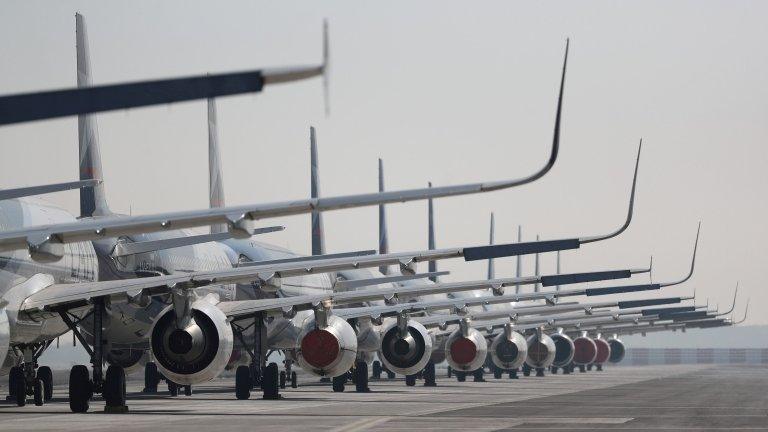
[0,364,766,431]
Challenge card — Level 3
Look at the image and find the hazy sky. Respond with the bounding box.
[1,1,766,326]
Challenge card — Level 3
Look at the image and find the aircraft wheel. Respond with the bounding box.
[456,371,466,382]
[279,371,286,389]
[385,369,395,379]
[33,379,44,406]
[405,374,416,387]
[10,367,26,406]
[235,365,251,400]
[104,365,127,408]
[291,371,298,388]
[262,362,280,399]
[493,368,502,379]
[37,366,53,401]
[332,374,346,392]
[69,365,91,413]
[184,385,192,396]
[168,381,179,396]
[144,362,159,393]
[371,360,381,379]
[447,366,452,378]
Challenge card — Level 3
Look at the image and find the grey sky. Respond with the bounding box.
[1,1,766,326]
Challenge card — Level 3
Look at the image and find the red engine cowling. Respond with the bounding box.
[295,315,357,377]
[592,337,611,365]
[572,335,598,366]
[444,327,488,372]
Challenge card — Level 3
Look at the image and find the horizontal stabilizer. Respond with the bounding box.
[334,271,449,290]
[541,269,631,287]
[618,297,684,309]
[463,239,581,261]
[0,179,100,201]
[585,283,660,296]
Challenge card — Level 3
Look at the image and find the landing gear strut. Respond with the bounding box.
[232,312,276,400]
[423,361,437,387]
[60,299,127,413]
[6,342,55,407]
[355,361,370,392]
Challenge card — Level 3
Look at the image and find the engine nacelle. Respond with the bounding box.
[607,337,626,363]
[105,347,147,376]
[377,319,433,375]
[445,327,488,372]
[572,335,598,366]
[295,314,357,377]
[525,333,556,369]
[489,327,528,370]
[150,300,233,385]
[550,332,575,368]
[592,337,612,365]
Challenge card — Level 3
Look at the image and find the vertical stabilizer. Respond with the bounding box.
[427,182,437,282]
[378,159,389,274]
[534,234,541,292]
[76,13,110,217]
[310,127,325,255]
[514,225,522,294]
[208,98,227,233]
[487,213,495,280]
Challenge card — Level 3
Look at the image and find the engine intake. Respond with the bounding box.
[572,335,597,365]
[608,337,626,363]
[445,327,487,372]
[150,300,233,385]
[489,327,528,370]
[378,319,433,375]
[525,333,556,369]
[550,333,575,368]
[592,338,612,365]
[295,314,357,377]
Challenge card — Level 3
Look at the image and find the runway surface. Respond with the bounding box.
[0,364,765,431]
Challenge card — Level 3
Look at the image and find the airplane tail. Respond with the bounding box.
[515,225,522,294]
[487,213,495,280]
[428,182,437,281]
[378,158,389,274]
[208,98,227,233]
[310,127,325,255]
[75,13,110,217]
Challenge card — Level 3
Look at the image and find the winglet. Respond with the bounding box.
[716,282,738,316]
[649,256,653,283]
[660,222,700,287]
[735,298,749,324]
[322,19,330,117]
[580,138,641,244]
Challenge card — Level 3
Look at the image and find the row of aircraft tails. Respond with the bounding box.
[0,13,747,412]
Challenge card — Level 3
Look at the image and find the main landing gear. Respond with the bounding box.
[423,361,437,387]
[6,345,54,407]
[59,299,127,413]
[232,312,280,400]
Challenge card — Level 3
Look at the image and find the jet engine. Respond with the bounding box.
[377,318,433,375]
[295,314,357,377]
[150,300,233,385]
[607,337,626,363]
[550,332,575,368]
[488,325,528,370]
[525,332,556,369]
[444,325,488,372]
[572,334,598,366]
[592,337,612,365]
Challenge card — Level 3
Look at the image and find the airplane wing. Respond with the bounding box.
[0,179,100,201]
[19,242,540,313]
[0,42,574,262]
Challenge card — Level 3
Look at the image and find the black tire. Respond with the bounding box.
[456,371,466,382]
[386,369,395,379]
[279,371,286,389]
[493,368,502,379]
[447,366,452,378]
[405,374,416,387]
[33,379,44,406]
[332,374,346,392]
[262,363,280,399]
[184,385,192,396]
[144,362,159,393]
[235,365,251,400]
[551,366,558,374]
[371,361,381,379]
[37,366,53,401]
[290,371,297,389]
[69,365,91,413]
[168,381,179,396]
[104,365,127,407]
[11,367,26,407]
